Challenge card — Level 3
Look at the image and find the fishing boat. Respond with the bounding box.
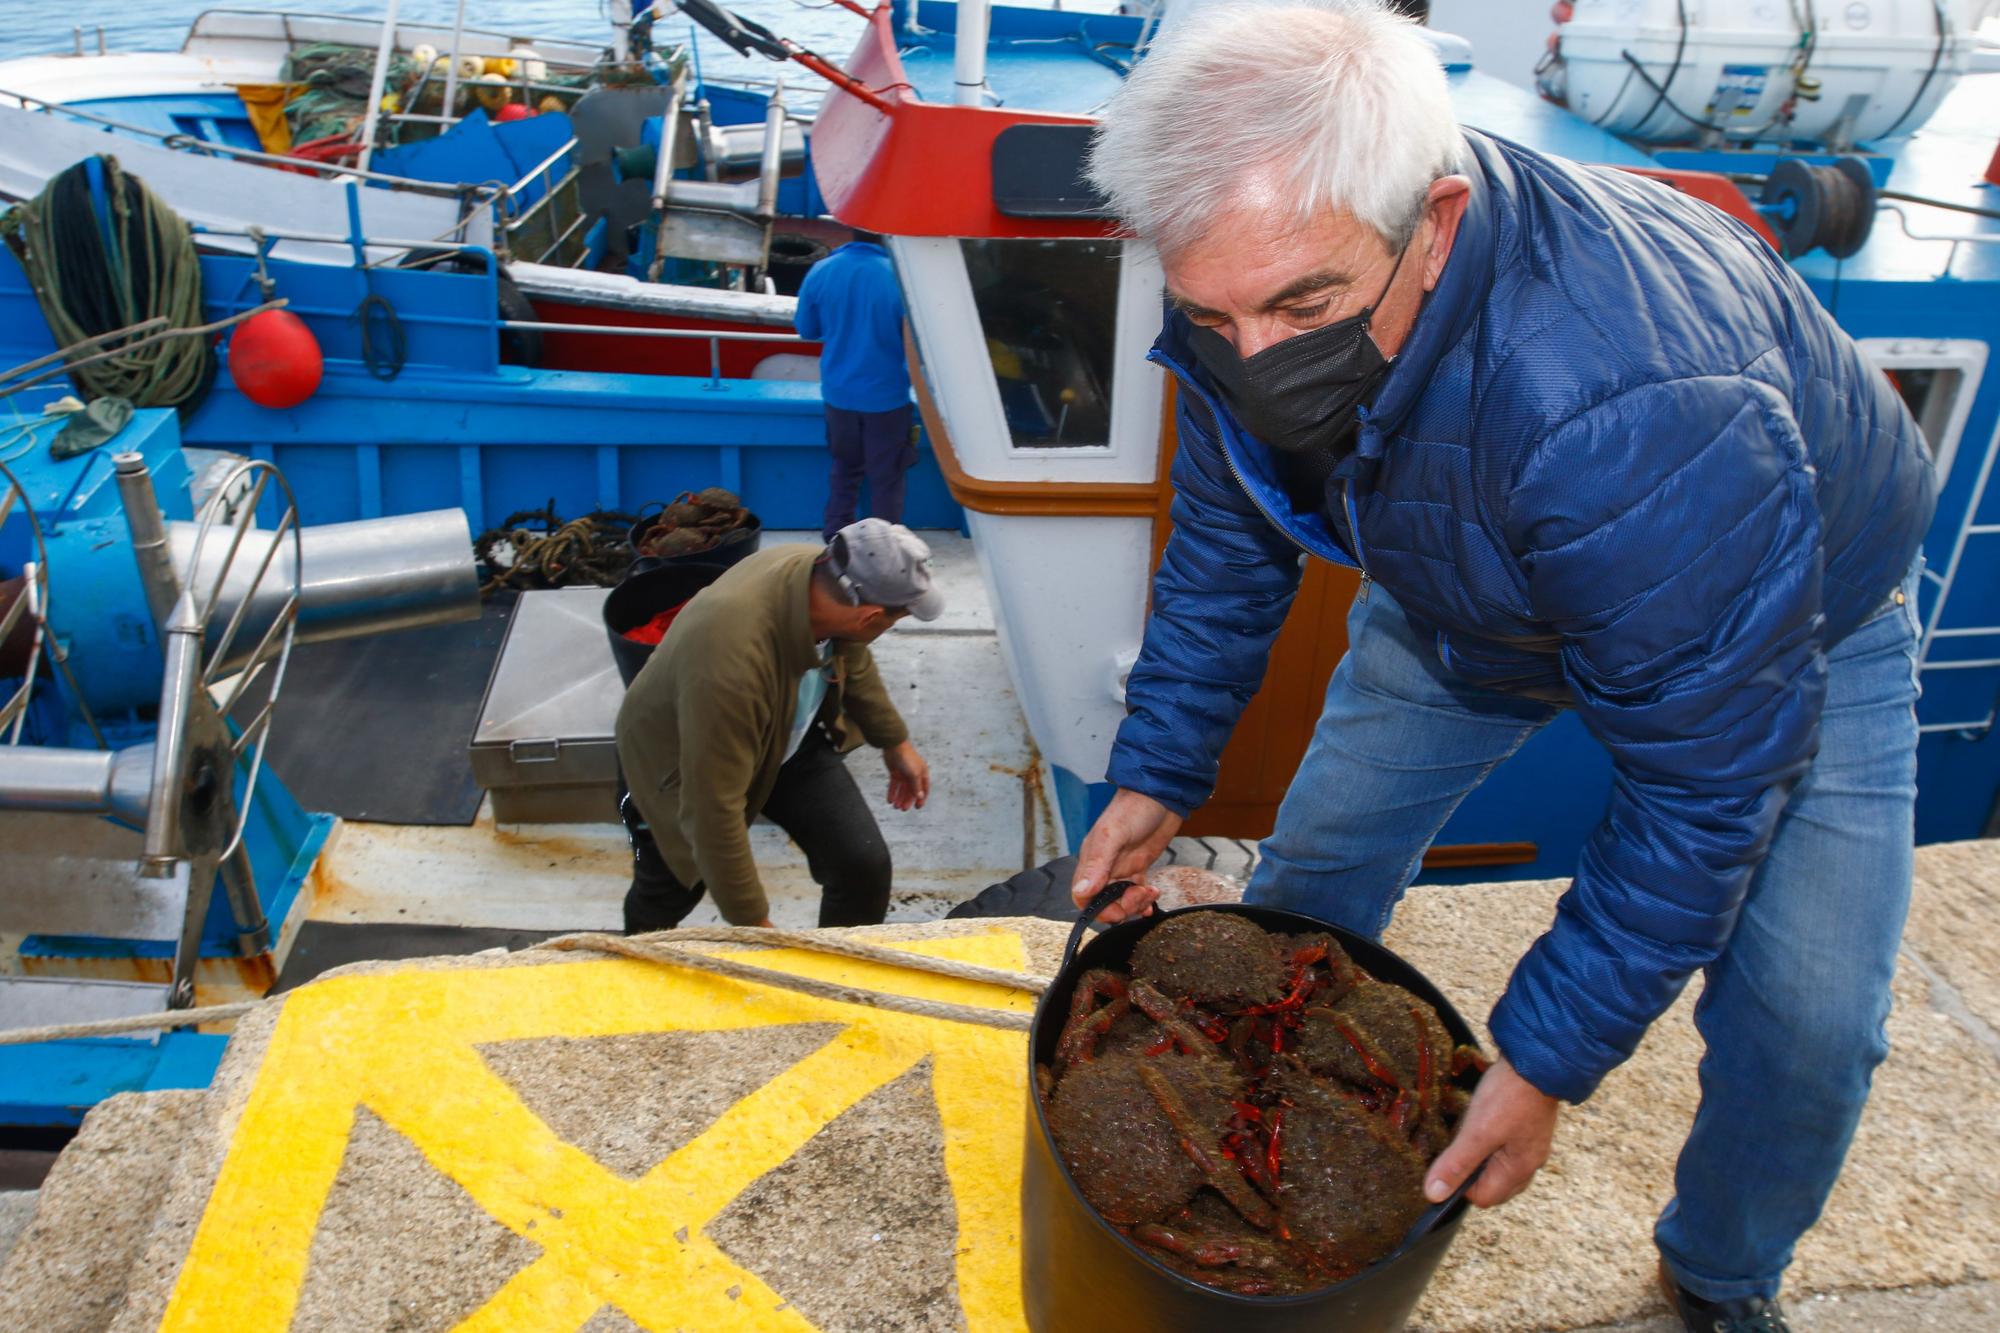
[813,0,2000,863]
[0,3,841,289]
[0,0,1996,1134]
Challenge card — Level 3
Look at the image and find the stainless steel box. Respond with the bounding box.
[470,588,626,824]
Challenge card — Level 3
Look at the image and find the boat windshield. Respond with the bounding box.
[960,238,1120,448]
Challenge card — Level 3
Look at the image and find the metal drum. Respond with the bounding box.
[1023,900,1480,1333]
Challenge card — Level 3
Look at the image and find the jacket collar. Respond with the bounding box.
[1360,130,1499,445]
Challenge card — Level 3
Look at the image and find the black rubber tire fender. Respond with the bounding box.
[947,855,1082,922]
[398,247,543,367]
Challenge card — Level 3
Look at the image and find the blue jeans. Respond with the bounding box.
[1245,573,1922,1301]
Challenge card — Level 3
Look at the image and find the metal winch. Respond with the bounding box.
[0,403,476,1118]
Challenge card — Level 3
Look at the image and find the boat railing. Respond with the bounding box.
[1878,202,2000,281]
[181,8,605,71]
[188,213,808,387]
[494,138,591,268]
[0,86,501,205]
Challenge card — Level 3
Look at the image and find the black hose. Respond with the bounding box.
[1877,0,1949,141]
[357,293,406,381]
[1625,0,1704,137]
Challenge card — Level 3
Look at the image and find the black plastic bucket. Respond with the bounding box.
[627,506,764,568]
[601,558,732,687]
[1023,900,1480,1333]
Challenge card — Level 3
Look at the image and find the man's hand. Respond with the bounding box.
[883,740,930,811]
[1425,1055,1560,1208]
[1070,789,1182,924]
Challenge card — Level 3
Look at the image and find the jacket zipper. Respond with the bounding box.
[1343,478,1372,602]
[1217,434,1315,562]
[1152,349,1347,569]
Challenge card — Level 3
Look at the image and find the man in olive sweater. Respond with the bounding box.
[614,520,941,931]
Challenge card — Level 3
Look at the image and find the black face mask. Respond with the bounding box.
[1184,243,1409,457]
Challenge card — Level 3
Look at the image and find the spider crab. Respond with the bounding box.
[1040,911,1487,1295]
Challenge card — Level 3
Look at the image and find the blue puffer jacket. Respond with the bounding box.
[1109,130,1936,1103]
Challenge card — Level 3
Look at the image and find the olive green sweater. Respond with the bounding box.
[613,546,909,924]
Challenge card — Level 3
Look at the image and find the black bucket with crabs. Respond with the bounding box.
[1023,895,1488,1332]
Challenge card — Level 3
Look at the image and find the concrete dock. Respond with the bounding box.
[1,841,1994,1331]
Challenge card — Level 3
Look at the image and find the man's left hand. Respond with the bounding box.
[1425,1055,1561,1208]
[884,740,930,811]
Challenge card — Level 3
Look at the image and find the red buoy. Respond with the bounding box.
[496,102,534,122]
[227,309,323,409]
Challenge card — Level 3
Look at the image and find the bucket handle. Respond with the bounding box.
[1061,881,1135,974]
[1385,1161,1485,1262]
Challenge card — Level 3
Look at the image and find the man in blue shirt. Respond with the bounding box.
[794,232,916,539]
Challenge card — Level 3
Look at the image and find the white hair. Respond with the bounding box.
[1087,0,1464,256]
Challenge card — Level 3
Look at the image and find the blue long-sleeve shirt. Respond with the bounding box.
[793,241,911,413]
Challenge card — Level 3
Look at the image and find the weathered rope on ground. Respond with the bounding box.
[0,1000,261,1046]
[548,925,1051,994]
[538,932,1038,1032]
[0,927,1051,1045]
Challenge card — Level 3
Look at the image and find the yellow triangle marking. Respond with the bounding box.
[161,929,1035,1332]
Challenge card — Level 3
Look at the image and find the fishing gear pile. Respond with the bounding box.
[1040,912,1488,1296]
[0,156,212,410]
[475,501,636,593]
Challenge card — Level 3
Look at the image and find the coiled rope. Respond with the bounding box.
[0,155,212,409]
[475,501,636,592]
[0,926,1050,1046]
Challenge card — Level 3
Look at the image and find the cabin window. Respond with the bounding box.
[959,238,1120,448]
[1889,366,1965,457]
[1861,339,1987,487]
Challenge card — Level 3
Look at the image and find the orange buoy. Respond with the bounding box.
[227,309,324,409]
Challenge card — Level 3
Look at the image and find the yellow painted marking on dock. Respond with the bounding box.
[160,933,1036,1332]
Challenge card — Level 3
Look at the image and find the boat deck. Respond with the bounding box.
[310,529,1062,941]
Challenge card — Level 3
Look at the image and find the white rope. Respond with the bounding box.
[0,927,1051,1046]
[538,925,1051,993]
[538,932,1039,1032]
[0,1000,262,1046]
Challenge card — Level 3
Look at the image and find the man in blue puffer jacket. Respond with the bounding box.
[1069,3,1935,1327]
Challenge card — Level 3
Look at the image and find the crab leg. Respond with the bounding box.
[1410,1007,1435,1120]
[1131,1222,1287,1271]
[1331,1019,1404,1093]
[1056,994,1131,1067]
[1052,969,1128,1070]
[1129,980,1230,1061]
[1138,1062,1279,1232]
[1243,943,1328,1016]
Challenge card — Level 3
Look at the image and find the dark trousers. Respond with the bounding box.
[821,403,916,539]
[618,728,892,933]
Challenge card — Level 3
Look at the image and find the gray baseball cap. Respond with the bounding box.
[827,519,946,621]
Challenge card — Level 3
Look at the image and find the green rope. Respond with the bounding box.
[0,156,211,409]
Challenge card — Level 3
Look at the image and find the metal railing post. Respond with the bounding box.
[356,0,404,174]
[645,70,690,284]
[443,0,470,122]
